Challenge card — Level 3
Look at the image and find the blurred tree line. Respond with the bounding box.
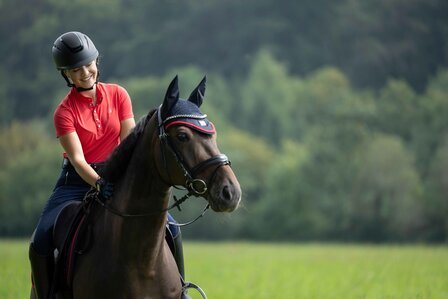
[0,0,447,242]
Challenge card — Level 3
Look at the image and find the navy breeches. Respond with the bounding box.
[31,167,91,255]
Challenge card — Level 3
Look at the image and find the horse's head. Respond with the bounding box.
[156,76,241,212]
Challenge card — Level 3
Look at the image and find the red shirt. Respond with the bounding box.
[54,83,134,163]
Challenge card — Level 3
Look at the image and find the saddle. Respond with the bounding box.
[52,198,93,292]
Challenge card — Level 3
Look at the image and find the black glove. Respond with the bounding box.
[95,178,114,200]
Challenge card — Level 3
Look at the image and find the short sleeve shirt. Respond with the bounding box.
[54,83,134,163]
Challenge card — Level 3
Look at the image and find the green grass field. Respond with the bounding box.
[1,240,447,299]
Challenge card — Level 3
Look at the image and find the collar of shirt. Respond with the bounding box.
[69,83,104,107]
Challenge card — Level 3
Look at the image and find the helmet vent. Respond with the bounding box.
[62,34,84,53]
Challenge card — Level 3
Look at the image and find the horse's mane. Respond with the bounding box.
[101,109,157,182]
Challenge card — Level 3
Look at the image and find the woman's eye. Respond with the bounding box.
[177,133,189,142]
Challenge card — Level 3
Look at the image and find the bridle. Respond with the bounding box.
[93,107,231,222]
[157,106,231,197]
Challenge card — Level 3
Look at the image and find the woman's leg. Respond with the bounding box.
[167,214,192,299]
[32,185,91,255]
[30,177,90,299]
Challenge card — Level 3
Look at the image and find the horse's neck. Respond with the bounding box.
[102,131,171,264]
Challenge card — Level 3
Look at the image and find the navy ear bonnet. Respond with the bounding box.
[164,100,215,134]
[160,76,216,135]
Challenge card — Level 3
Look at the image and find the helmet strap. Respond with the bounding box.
[61,71,74,88]
[76,85,96,92]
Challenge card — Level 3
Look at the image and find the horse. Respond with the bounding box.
[52,76,241,298]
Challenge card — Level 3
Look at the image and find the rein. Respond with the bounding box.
[92,189,210,226]
[93,107,231,226]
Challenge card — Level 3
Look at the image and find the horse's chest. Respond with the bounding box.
[72,258,182,299]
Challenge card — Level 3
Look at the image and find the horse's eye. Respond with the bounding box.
[177,133,189,142]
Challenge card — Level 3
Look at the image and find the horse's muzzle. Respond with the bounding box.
[207,170,241,212]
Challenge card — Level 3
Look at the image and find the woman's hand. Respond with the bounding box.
[95,178,114,200]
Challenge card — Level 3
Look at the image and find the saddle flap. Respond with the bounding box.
[53,201,84,254]
[53,200,95,289]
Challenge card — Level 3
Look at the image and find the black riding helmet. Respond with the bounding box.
[52,31,99,89]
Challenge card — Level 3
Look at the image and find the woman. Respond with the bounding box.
[29,31,189,299]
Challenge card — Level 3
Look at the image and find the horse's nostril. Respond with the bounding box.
[221,185,232,201]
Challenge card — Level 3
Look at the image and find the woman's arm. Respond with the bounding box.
[120,117,136,141]
[58,117,135,187]
[59,132,100,187]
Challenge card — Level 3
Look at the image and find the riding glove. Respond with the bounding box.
[95,178,114,200]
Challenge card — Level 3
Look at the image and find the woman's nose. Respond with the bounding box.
[80,66,89,75]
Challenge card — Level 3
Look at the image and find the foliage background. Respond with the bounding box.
[0,0,447,242]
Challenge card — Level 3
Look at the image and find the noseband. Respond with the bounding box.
[157,106,231,197]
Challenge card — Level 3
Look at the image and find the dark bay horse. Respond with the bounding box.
[56,76,241,298]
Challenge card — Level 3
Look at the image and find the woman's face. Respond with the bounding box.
[65,60,98,89]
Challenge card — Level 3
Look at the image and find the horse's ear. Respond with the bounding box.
[188,76,206,107]
[161,75,179,120]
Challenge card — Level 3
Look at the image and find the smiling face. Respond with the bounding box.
[64,60,98,90]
